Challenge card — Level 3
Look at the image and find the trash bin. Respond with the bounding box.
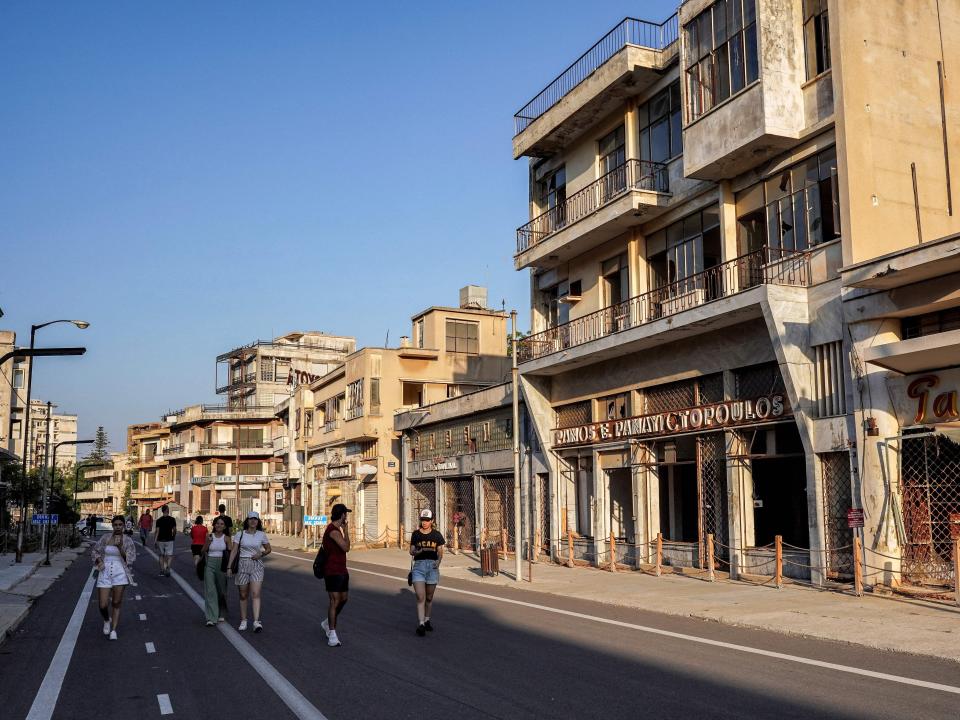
[480,544,499,577]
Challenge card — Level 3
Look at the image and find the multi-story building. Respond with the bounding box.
[216,331,355,408]
[395,383,548,554]
[164,403,285,528]
[127,422,171,512]
[0,330,28,463]
[511,1,959,585]
[26,399,78,471]
[76,452,130,516]
[305,287,511,542]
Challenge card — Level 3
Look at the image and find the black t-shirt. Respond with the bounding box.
[155,515,177,542]
[411,529,446,561]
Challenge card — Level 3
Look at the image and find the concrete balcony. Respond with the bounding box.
[191,474,273,488]
[513,15,679,159]
[518,247,811,375]
[166,404,277,424]
[164,442,274,460]
[515,160,671,270]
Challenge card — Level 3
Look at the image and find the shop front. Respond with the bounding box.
[552,363,813,577]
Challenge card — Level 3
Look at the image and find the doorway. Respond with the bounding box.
[752,457,809,547]
[607,467,634,542]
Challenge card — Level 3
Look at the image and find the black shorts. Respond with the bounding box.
[191,544,203,556]
[324,574,349,593]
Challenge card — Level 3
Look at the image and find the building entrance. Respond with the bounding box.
[752,457,809,547]
[607,467,634,542]
[656,436,698,544]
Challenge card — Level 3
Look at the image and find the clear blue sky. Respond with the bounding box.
[0,1,677,452]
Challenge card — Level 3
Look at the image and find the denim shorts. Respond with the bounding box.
[411,559,440,585]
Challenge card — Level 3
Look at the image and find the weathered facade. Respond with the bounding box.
[0,330,28,463]
[76,452,129,516]
[512,0,959,584]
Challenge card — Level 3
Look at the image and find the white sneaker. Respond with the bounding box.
[327,629,341,647]
[109,630,117,641]
[253,620,263,633]
[238,620,248,631]
[321,618,329,634]
[103,621,111,635]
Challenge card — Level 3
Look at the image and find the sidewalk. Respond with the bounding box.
[0,544,90,647]
[269,534,960,663]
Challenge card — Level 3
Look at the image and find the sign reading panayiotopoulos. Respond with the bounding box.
[553,394,789,448]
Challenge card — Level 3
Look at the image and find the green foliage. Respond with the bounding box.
[88,426,109,462]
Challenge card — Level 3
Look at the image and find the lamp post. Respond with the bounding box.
[15,319,89,563]
[45,439,93,565]
[39,401,53,554]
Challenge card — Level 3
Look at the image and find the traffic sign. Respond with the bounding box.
[847,508,864,529]
[31,513,59,525]
[304,515,328,526]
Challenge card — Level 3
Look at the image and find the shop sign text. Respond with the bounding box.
[328,464,353,480]
[906,375,960,424]
[553,395,788,448]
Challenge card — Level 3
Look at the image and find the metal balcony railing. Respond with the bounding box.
[517,247,811,363]
[345,406,364,421]
[517,159,668,254]
[514,15,679,135]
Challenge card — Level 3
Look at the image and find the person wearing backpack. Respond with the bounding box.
[320,504,351,647]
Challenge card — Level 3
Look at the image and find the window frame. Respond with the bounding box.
[445,319,480,355]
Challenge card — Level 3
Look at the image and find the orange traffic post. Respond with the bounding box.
[853,532,864,597]
[609,531,616,573]
[399,524,404,549]
[953,538,959,607]
[655,532,663,577]
[566,528,574,567]
[501,528,509,560]
[453,526,460,555]
[534,529,541,561]
[707,533,715,582]
[775,535,783,589]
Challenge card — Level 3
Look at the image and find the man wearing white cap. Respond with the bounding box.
[226,510,272,632]
[408,509,445,637]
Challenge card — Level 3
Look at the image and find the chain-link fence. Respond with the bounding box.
[443,478,476,552]
[644,379,696,414]
[734,362,785,399]
[536,474,551,555]
[481,475,515,552]
[820,451,854,580]
[409,480,436,522]
[901,433,960,586]
[699,433,728,565]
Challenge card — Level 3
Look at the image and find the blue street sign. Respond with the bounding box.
[304,515,327,526]
[31,513,59,525]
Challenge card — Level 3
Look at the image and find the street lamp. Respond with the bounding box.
[43,439,94,565]
[15,319,89,563]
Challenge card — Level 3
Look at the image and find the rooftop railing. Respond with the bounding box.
[517,159,668,254]
[514,15,679,135]
[517,247,811,363]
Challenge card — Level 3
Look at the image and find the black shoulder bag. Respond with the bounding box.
[313,529,327,579]
[230,533,242,575]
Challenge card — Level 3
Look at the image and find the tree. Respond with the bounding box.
[88,426,109,462]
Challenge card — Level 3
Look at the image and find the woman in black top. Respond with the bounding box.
[408,509,445,636]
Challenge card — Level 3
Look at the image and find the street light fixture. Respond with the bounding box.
[44,439,94,565]
[15,319,90,563]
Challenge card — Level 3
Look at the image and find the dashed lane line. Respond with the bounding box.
[143,545,328,720]
[25,568,96,720]
[145,642,156,654]
[139,613,147,621]
[272,550,960,698]
[157,693,173,715]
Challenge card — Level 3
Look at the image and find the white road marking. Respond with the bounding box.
[157,693,173,715]
[139,613,147,621]
[272,550,960,697]
[25,568,96,720]
[145,642,156,654]
[135,594,142,600]
[143,546,327,720]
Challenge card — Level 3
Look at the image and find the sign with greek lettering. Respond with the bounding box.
[889,370,960,427]
[328,464,353,480]
[552,394,789,448]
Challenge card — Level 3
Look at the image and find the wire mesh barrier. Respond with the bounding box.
[699,433,729,565]
[444,479,476,552]
[734,361,786,399]
[644,379,696,414]
[820,451,854,580]
[900,433,960,586]
[481,475,516,553]
[409,481,436,521]
[536,474,551,555]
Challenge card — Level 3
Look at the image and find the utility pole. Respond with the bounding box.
[511,311,522,582]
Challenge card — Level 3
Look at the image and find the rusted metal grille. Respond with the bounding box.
[698,433,728,563]
[409,480,436,522]
[900,433,960,586]
[734,362,785,399]
[556,401,591,428]
[481,475,516,552]
[820,451,854,580]
[537,474,551,553]
[698,373,725,404]
[644,380,696,414]
[444,479,476,552]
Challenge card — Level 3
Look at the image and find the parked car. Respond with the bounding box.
[75,516,111,536]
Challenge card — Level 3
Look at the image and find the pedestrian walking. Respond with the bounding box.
[321,503,351,647]
[216,504,233,535]
[154,505,177,577]
[226,511,271,633]
[190,515,208,567]
[92,515,136,641]
[409,509,445,636]
[124,517,134,536]
[202,516,233,626]
[138,508,153,545]
[86,514,96,538]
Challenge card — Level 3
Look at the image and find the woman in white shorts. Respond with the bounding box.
[226,511,271,633]
[92,515,137,640]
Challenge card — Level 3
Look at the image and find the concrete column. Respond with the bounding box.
[806,452,826,586]
[625,100,639,162]
[400,434,413,532]
[718,179,738,264]
[645,463,663,564]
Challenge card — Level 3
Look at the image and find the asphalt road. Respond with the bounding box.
[2,536,959,720]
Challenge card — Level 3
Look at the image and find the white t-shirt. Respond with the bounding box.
[233,530,269,559]
[208,534,228,557]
